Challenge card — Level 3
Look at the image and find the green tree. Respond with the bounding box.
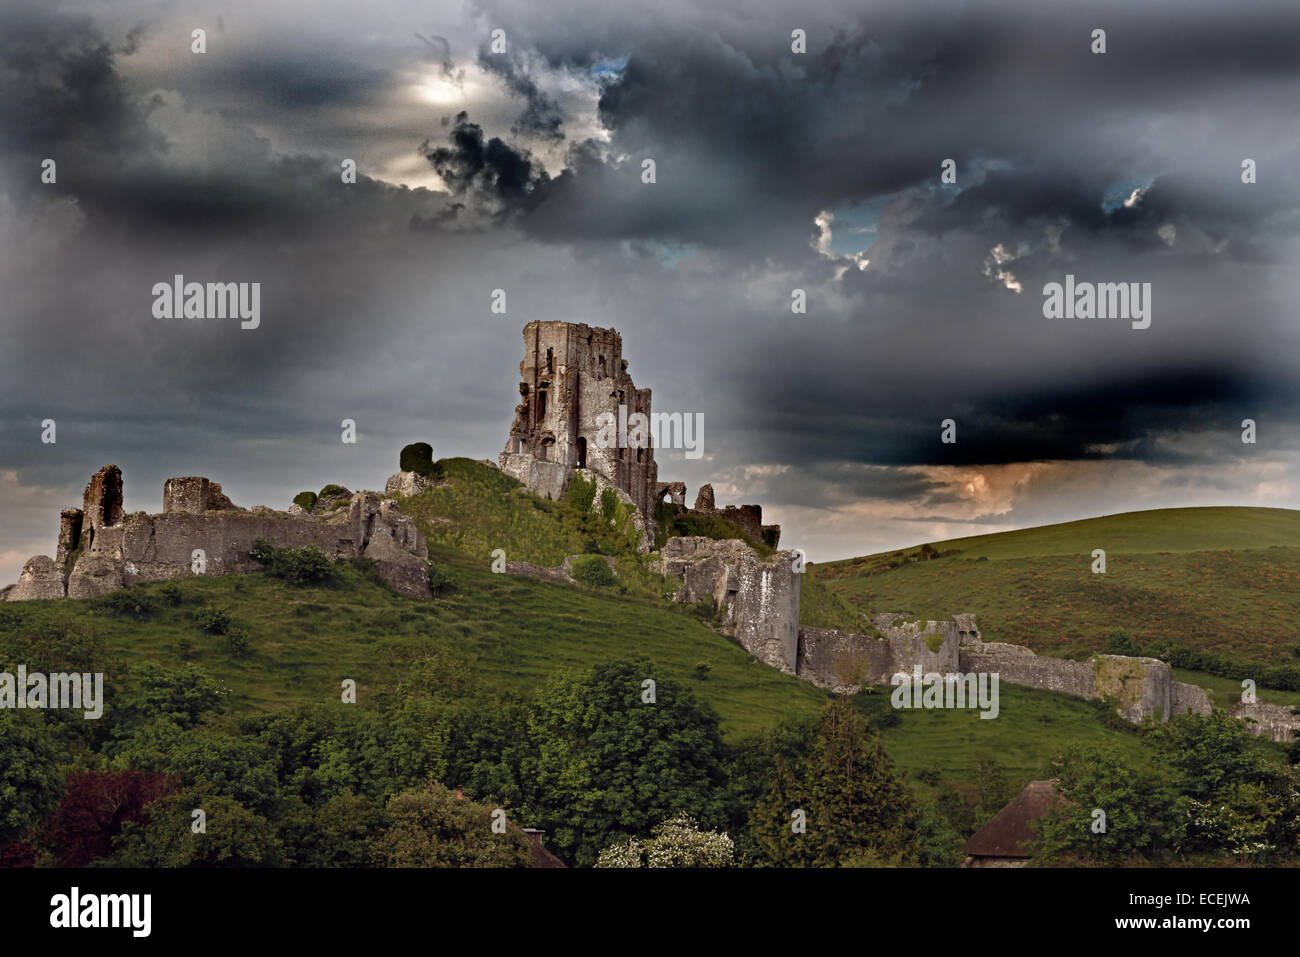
[750,698,920,867]
[0,712,65,847]
[107,787,286,867]
[1149,712,1300,858]
[125,663,227,729]
[522,658,730,867]
[367,784,533,867]
[1033,745,1183,863]
[972,749,1012,825]
[399,443,442,479]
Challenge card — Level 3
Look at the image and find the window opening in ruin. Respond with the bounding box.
[537,389,547,420]
[546,348,554,373]
[577,437,587,469]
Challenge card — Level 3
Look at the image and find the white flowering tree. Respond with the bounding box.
[595,814,734,868]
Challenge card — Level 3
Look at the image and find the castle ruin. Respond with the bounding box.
[501,321,658,521]
[2,465,433,602]
[499,320,780,550]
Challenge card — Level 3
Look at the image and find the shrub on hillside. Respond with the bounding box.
[318,484,349,499]
[195,605,232,635]
[293,491,318,511]
[1105,629,1137,655]
[249,538,336,585]
[571,554,615,587]
[226,627,251,659]
[399,442,443,479]
[600,488,619,523]
[95,589,157,621]
[428,563,455,596]
[567,472,597,513]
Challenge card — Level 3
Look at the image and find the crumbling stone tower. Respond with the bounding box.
[500,321,658,520]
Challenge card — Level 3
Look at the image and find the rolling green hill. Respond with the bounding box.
[0,458,1179,768]
[890,507,1300,560]
[0,555,1184,801]
[817,507,1300,695]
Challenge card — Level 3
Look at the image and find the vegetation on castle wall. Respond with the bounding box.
[570,554,615,588]
[566,471,597,513]
[600,488,618,523]
[293,491,317,512]
[652,501,772,555]
[250,538,336,585]
[399,442,444,480]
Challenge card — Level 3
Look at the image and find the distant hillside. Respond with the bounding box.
[817,507,1300,691]
[893,507,1300,560]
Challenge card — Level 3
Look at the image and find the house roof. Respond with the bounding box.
[962,780,1060,858]
[522,828,567,869]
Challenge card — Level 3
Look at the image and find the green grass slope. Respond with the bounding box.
[2,458,1242,779]
[895,507,1300,560]
[0,549,830,740]
[817,506,1300,691]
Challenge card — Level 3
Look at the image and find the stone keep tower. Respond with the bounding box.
[500,321,658,520]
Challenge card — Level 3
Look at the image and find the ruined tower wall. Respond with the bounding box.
[660,536,801,674]
[501,321,657,520]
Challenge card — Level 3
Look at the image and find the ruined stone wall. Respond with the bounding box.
[1171,681,1213,718]
[796,619,964,692]
[957,636,1211,722]
[1229,702,1300,744]
[686,484,781,547]
[6,466,432,602]
[792,611,1213,724]
[162,476,236,515]
[660,536,801,674]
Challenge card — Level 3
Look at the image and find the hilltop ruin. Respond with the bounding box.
[2,465,433,602]
[499,320,779,549]
[4,321,1293,744]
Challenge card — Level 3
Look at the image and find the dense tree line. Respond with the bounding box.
[3,651,1297,867]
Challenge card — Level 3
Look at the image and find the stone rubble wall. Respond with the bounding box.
[1229,701,1300,744]
[504,554,618,585]
[796,618,963,692]
[660,536,801,674]
[6,466,432,602]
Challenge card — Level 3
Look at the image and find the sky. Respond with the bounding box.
[2,0,1299,585]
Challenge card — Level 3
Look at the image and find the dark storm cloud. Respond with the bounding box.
[2,0,1300,578]
[0,9,160,181]
[420,111,550,212]
[477,47,565,142]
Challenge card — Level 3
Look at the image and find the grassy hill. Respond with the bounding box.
[1,557,1194,800]
[0,552,829,741]
[0,458,1185,773]
[817,507,1300,696]
[891,507,1300,560]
